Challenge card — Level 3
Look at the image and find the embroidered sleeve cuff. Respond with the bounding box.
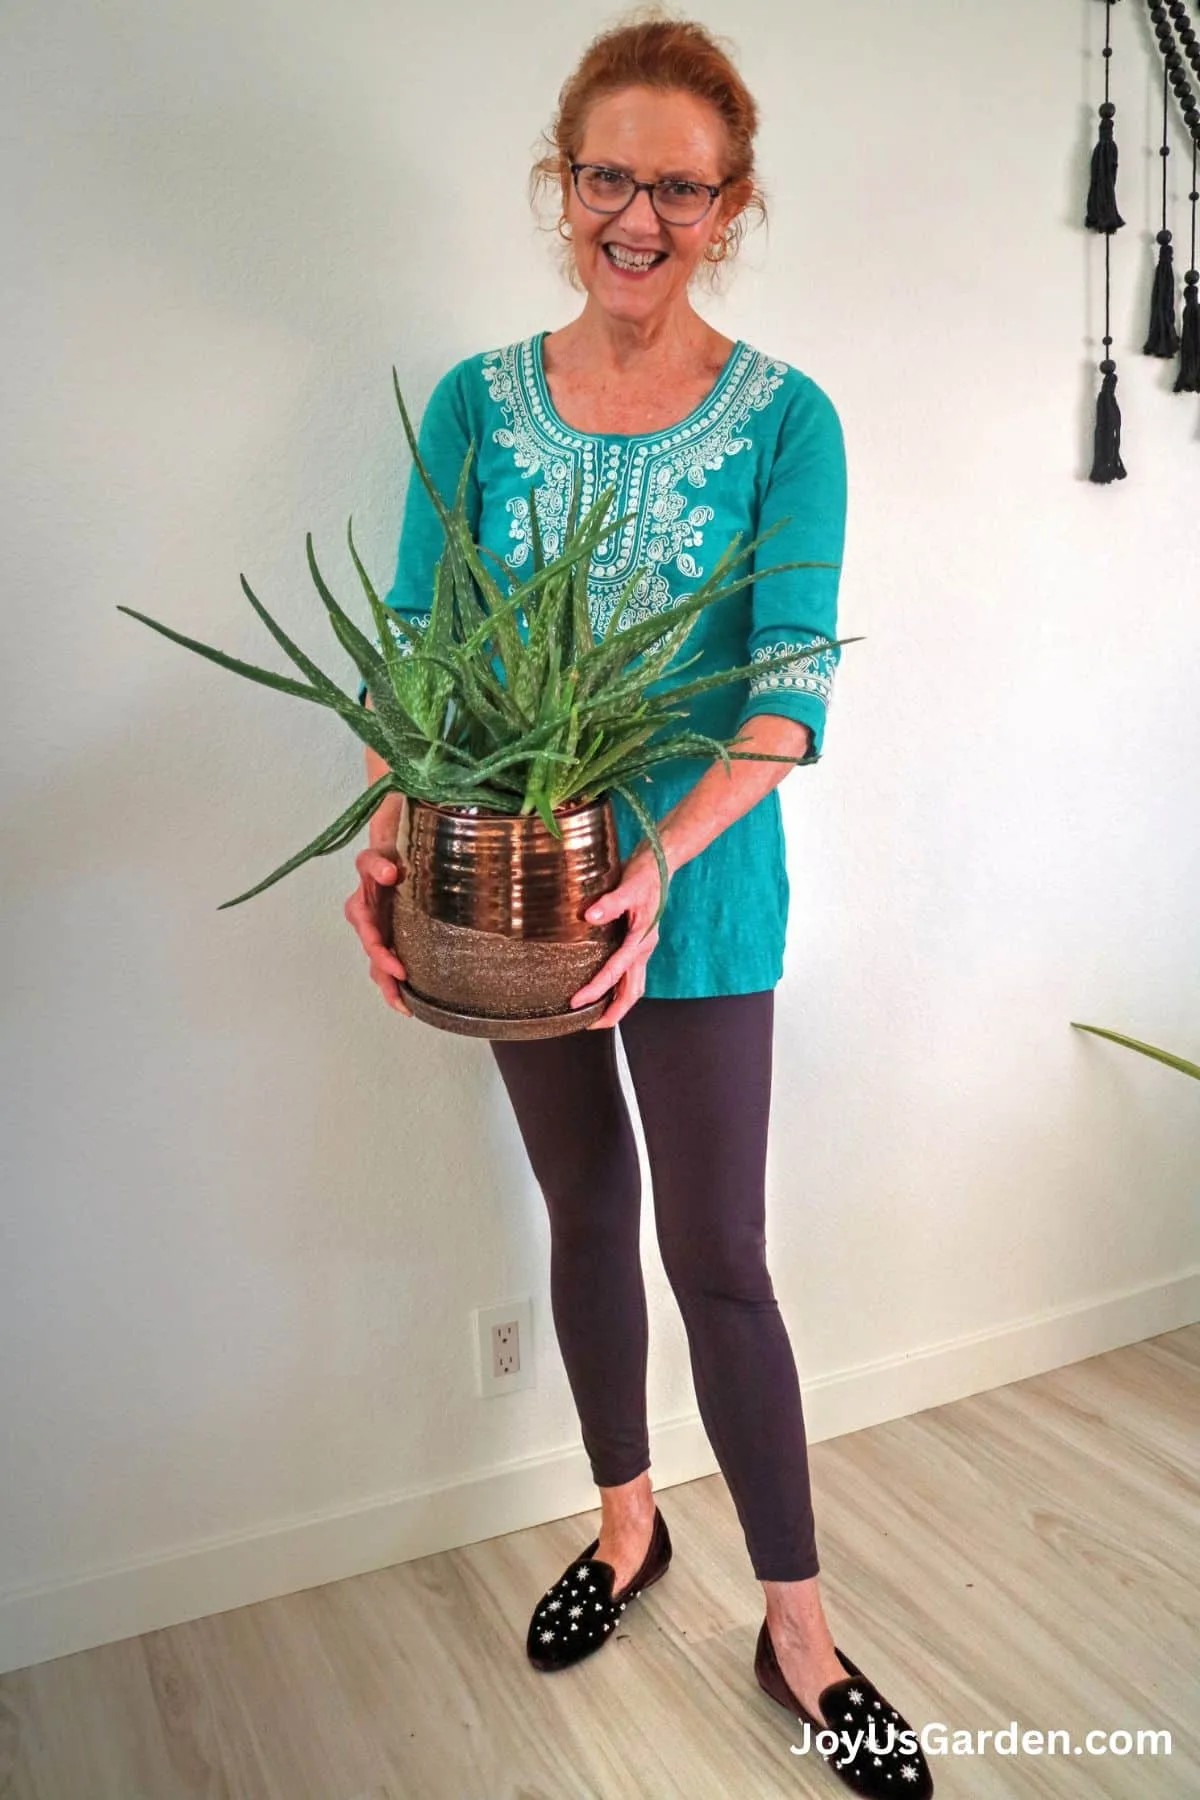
[733,634,839,764]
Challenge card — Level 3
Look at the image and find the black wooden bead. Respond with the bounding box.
[1099,101,1115,118]
[1102,335,1113,347]
[1100,359,1115,374]
[1157,229,1173,244]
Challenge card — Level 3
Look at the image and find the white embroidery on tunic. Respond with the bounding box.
[747,636,838,705]
[480,337,789,637]
[378,612,432,656]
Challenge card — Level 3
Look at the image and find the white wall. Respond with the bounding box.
[3,0,1198,1673]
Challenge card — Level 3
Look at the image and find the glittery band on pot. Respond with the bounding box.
[391,794,626,1037]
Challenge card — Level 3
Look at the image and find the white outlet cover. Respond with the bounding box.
[474,1297,535,1398]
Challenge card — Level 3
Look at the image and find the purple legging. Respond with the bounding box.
[489,989,819,1582]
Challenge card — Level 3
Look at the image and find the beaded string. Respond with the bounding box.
[1089,0,1127,481]
[1147,0,1200,387]
[1144,59,1181,353]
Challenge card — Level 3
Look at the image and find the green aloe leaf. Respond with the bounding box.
[1070,1025,1200,1081]
[117,604,325,705]
[216,772,400,909]
[610,779,671,938]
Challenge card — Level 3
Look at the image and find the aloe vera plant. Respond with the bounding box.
[118,369,859,931]
[1070,1024,1200,1082]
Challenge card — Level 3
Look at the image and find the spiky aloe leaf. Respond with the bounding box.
[216,771,400,909]
[609,779,672,938]
[1070,1025,1200,1080]
[117,604,324,705]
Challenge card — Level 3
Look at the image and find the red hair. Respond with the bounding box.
[530,7,767,291]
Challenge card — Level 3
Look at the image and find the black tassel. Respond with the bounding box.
[1090,361,1127,483]
[1175,270,1200,392]
[1085,106,1125,233]
[1143,231,1180,356]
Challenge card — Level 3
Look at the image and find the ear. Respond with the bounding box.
[716,175,753,237]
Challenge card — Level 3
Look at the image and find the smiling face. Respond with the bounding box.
[561,84,745,324]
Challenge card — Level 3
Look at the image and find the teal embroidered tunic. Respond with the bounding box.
[369,331,847,999]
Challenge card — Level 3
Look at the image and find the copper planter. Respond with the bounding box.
[391,794,626,1038]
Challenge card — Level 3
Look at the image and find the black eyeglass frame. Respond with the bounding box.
[568,162,729,224]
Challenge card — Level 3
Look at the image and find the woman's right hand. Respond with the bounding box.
[345,840,413,1018]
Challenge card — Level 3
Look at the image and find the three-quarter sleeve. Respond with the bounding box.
[733,375,847,763]
[357,359,480,706]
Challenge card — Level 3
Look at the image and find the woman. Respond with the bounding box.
[346,16,933,1797]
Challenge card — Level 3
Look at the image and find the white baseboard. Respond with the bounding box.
[3,1266,1196,1676]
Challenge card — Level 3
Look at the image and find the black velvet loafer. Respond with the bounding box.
[755,1620,934,1797]
[526,1505,672,1671]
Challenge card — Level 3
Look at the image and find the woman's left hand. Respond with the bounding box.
[569,846,665,1028]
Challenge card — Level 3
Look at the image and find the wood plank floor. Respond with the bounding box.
[1,1326,1196,1799]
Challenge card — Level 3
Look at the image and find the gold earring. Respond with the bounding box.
[557,215,573,241]
[704,231,731,263]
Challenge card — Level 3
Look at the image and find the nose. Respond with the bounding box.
[619,185,665,238]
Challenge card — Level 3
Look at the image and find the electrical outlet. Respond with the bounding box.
[474,1298,534,1397]
[492,1319,520,1379]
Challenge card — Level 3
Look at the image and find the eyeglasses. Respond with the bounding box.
[569,162,728,227]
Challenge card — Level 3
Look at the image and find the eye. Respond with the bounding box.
[592,168,626,186]
[660,181,704,201]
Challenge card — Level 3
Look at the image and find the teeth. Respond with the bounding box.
[606,244,661,270]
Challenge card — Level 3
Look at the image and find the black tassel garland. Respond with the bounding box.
[1144,230,1181,353]
[1175,269,1200,389]
[1090,361,1128,482]
[1086,105,1125,232]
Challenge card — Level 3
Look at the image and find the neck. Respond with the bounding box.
[565,299,713,370]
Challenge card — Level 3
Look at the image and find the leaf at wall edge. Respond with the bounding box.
[116,603,325,705]
[1069,1024,1200,1081]
[216,772,401,909]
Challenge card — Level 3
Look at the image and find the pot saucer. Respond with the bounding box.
[398,982,612,1039]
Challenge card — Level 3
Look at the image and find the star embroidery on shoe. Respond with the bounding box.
[849,1688,863,1704]
[569,1606,583,1618]
[900,1765,920,1782]
[540,1629,554,1642]
[547,1599,562,1611]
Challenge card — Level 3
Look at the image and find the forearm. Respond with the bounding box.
[652,713,813,877]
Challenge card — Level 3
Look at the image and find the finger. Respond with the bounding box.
[372,967,413,1017]
[588,969,639,1029]
[583,889,623,925]
[356,848,401,885]
[368,944,407,980]
[347,901,394,961]
[570,933,657,1008]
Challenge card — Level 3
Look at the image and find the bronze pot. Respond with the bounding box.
[391,793,626,1039]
